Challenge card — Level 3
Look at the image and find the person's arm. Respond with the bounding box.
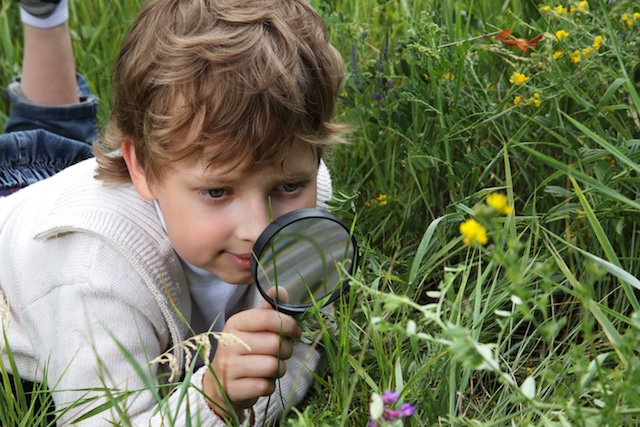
[5,223,230,427]
[20,22,79,105]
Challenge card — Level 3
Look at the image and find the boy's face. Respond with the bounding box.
[129,142,319,285]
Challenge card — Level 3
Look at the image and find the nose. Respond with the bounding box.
[235,197,272,243]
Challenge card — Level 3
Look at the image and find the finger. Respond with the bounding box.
[265,286,290,304]
[225,354,287,380]
[230,308,300,339]
[232,332,293,359]
[225,377,277,403]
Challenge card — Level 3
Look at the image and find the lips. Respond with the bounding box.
[224,252,252,270]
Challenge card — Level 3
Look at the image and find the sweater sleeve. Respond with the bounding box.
[2,231,239,427]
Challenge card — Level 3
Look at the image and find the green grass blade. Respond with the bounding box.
[408,215,447,285]
[520,145,640,211]
[569,176,640,311]
[597,77,627,109]
[562,112,640,176]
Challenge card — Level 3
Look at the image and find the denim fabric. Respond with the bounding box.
[0,74,97,194]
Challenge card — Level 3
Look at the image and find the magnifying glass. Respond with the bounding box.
[251,209,357,316]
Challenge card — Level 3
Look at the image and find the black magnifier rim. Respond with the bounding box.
[251,208,357,315]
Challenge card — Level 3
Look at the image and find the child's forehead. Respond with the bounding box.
[164,101,321,182]
[190,142,319,183]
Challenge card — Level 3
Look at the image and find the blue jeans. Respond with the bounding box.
[0,74,97,196]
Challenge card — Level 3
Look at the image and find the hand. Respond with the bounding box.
[266,285,290,305]
[203,290,300,419]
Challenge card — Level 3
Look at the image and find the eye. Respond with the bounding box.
[277,183,303,194]
[202,188,228,199]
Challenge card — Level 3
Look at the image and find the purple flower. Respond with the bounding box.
[380,389,399,405]
[399,403,416,417]
[383,403,416,421]
[369,389,416,425]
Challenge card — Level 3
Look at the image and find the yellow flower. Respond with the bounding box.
[555,30,570,41]
[635,12,640,20]
[552,50,563,59]
[570,50,581,63]
[460,219,488,245]
[514,95,525,107]
[582,47,594,58]
[443,72,455,80]
[486,193,513,215]
[555,5,567,14]
[509,71,530,85]
[375,194,389,206]
[541,5,551,12]
[529,92,541,107]
[593,35,604,50]
[578,1,589,11]
[622,13,629,21]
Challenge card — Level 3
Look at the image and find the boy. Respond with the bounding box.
[0,0,346,425]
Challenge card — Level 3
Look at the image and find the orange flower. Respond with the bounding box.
[495,29,543,52]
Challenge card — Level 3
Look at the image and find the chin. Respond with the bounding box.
[218,272,253,286]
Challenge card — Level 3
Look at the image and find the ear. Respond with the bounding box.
[122,140,156,201]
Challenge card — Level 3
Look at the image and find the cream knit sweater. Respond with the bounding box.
[0,158,332,426]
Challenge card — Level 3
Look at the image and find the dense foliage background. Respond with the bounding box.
[2,0,640,425]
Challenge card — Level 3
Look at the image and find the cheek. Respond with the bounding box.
[293,182,318,210]
[306,181,319,207]
[162,205,219,257]
[271,186,317,219]
[168,221,226,266]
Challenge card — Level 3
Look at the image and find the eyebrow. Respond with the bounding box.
[190,164,317,187]
[279,168,317,182]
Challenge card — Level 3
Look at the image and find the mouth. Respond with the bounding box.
[224,252,252,270]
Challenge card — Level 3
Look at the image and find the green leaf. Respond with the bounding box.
[521,376,536,400]
[370,393,384,420]
[588,300,626,365]
[520,145,640,211]
[597,77,627,109]
[569,177,640,311]
[562,112,640,176]
[408,215,447,284]
[580,353,610,391]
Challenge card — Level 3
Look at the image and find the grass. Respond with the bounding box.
[3,0,640,425]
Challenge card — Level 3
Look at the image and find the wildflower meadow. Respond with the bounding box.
[3,0,640,425]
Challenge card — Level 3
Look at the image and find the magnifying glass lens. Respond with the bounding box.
[251,209,356,315]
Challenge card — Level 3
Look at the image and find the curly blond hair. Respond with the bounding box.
[95,0,346,184]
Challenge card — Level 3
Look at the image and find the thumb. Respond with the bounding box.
[261,286,290,309]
